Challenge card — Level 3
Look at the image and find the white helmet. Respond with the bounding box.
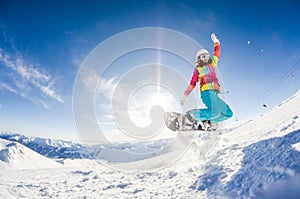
[195,48,210,62]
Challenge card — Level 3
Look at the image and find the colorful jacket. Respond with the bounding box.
[184,42,220,97]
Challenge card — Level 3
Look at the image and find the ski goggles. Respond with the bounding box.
[197,53,210,62]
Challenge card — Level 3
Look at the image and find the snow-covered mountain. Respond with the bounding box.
[0,90,300,198]
[0,138,63,170]
[0,132,173,162]
[0,133,93,159]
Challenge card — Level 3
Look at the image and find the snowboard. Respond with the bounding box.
[164,111,218,132]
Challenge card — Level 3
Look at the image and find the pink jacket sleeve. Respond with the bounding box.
[184,67,199,97]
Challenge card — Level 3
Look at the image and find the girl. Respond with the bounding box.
[181,33,233,130]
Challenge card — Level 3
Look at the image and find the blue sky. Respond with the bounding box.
[0,0,300,141]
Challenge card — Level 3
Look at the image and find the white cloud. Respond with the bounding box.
[81,68,100,93]
[0,48,64,107]
[35,81,64,103]
[0,82,52,109]
[0,82,18,94]
[93,76,118,122]
[96,76,118,99]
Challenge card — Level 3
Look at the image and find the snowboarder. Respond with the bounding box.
[180,33,233,130]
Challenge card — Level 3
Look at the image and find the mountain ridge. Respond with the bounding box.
[0,138,64,170]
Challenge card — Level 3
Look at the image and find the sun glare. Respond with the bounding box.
[128,85,180,127]
[151,92,170,109]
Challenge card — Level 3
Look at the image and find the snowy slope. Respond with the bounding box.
[222,90,300,147]
[0,90,300,198]
[0,138,63,170]
[190,90,300,198]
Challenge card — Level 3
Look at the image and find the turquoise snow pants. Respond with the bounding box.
[188,90,233,124]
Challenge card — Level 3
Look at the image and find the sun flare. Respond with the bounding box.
[128,85,181,127]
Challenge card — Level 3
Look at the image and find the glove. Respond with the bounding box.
[211,33,220,44]
[180,95,187,106]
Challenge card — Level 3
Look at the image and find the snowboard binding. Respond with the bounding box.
[164,112,218,132]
